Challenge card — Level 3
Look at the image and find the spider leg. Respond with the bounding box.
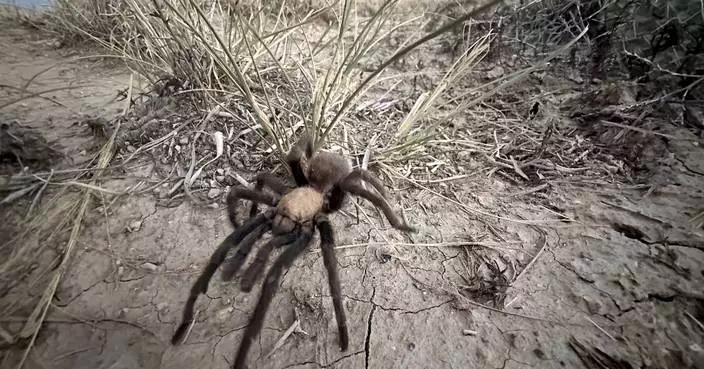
[231,228,314,369]
[285,133,313,186]
[344,168,389,198]
[226,186,278,228]
[239,232,299,292]
[248,173,291,219]
[221,221,272,281]
[171,212,270,345]
[316,216,349,351]
[323,185,347,213]
[339,180,415,232]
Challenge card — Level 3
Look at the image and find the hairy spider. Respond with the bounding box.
[171,134,415,369]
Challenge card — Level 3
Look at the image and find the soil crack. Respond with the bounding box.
[364,287,377,369]
[400,299,453,315]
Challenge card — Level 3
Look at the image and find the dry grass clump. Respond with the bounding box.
[411,0,703,186]
[42,0,328,157]
[30,0,609,194]
[33,0,511,187]
[0,118,119,368]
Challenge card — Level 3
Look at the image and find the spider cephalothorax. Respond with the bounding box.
[171,134,415,369]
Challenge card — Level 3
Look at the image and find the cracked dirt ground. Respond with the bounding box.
[2,21,704,369]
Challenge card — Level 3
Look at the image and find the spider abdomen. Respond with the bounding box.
[307,152,352,191]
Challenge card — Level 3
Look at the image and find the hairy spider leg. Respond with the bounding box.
[221,222,272,281]
[239,231,300,292]
[316,216,349,351]
[226,186,278,228]
[345,168,390,199]
[171,212,270,345]
[232,228,315,369]
[324,185,347,213]
[339,180,415,232]
[285,133,314,186]
[248,173,292,219]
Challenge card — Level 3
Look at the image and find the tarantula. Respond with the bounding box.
[171,134,415,369]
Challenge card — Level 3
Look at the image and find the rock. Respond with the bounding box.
[216,168,225,175]
[127,145,136,152]
[208,188,222,199]
[216,307,234,320]
[140,262,158,272]
[125,219,142,233]
[215,175,226,183]
[179,137,189,145]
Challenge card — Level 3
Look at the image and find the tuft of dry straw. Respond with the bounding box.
[13,122,120,369]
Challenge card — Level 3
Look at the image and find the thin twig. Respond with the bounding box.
[512,233,547,285]
[585,316,617,341]
[685,311,704,332]
[26,169,54,218]
[264,316,300,358]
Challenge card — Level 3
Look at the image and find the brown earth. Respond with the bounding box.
[1,18,703,369]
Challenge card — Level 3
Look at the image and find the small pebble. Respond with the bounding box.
[216,307,234,320]
[126,219,142,233]
[179,137,189,145]
[216,168,224,175]
[208,188,222,199]
[462,329,478,336]
[215,175,226,183]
